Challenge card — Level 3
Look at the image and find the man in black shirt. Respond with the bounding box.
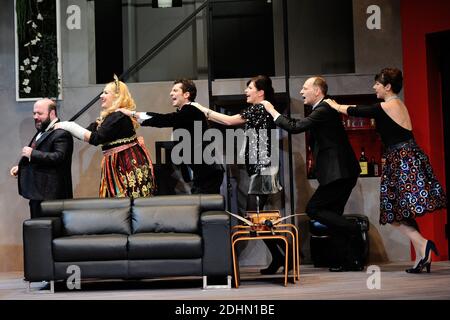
[120,79,223,194]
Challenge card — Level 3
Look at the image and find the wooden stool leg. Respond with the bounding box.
[294,226,300,280]
[232,238,240,288]
[282,237,288,287]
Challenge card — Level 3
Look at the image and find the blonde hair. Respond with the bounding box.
[98,79,139,128]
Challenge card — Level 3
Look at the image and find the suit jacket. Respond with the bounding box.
[275,100,360,185]
[142,103,207,138]
[141,103,223,180]
[18,127,74,201]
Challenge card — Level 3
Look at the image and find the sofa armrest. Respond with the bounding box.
[201,211,232,276]
[23,217,61,282]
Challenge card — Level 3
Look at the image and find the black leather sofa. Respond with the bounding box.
[23,195,232,290]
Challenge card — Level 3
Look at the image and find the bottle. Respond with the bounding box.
[359,147,368,176]
[346,117,352,128]
[373,158,379,177]
[368,157,375,177]
[381,155,386,173]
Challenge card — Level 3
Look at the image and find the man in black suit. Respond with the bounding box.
[262,76,362,271]
[10,98,73,218]
[119,79,223,194]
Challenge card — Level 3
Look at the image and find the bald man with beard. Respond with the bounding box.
[10,98,73,218]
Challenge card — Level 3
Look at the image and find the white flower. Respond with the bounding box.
[24,86,31,93]
[26,70,32,74]
[32,56,39,62]
[31,40,37,45]
[37,13,43,20]
[31,65,37,70]
[27,20,32,24]
[32,22,37,29]
[24,42,30,47]
[20,66,25,71]
[37,32,42,37]
[23,58,30,65]
[23,79,30,85]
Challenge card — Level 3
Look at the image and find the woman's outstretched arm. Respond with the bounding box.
[191,102,245,126]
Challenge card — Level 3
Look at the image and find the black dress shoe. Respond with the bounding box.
[344,260,365,271]
[329,266,345,272]
[260,258,284,275]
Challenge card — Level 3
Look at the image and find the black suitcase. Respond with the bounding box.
[310,214,369,269]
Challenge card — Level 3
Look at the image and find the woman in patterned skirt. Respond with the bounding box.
[326,67,447,273]
[56,76,156,198]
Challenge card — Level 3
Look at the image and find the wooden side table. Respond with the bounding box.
[231,225,300,288]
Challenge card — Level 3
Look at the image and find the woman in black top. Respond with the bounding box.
[192,75,284,274]
[326,68,447,273]
[56,76,156,198]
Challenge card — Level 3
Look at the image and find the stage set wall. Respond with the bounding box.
[399,0,450,261]
[1,0,446,273]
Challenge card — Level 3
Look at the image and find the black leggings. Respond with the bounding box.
[246,194,285,262]
[246,194,269,211]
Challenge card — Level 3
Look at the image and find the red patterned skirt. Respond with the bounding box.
[379,139,447,224]
[99,137,156,198]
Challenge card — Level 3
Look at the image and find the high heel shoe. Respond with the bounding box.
[260,257,284,275]
[423,240,439,263]
[405,240,439,274]
[405,258,431,273]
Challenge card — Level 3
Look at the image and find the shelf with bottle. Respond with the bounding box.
[304,135,383,179]
[341,114,376,131]
[353,133,383,177]
[304,94,384,179]
[358,147,382,177]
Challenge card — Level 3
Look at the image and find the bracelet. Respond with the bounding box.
[131,111,136,118]
[206,109,212,119]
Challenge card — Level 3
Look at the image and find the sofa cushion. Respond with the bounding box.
[62,208,131,236]
[128,233,202,259]
[53,234,128,262]
[131,205,199,234]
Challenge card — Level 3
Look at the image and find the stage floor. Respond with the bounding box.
[1,261,449,300]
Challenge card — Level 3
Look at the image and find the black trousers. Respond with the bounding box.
[191,165,224,194]
[306,177,358,267]
[29,199,43,219]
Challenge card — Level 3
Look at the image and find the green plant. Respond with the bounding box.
[16,0,59,99]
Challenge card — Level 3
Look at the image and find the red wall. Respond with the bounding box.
[401,0,450,260]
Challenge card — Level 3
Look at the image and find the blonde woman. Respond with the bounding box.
[56,76,155,198]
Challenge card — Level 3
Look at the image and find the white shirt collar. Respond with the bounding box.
[36,118,59,141]
[312,97,325,110]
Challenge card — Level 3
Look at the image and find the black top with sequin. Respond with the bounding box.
[240,103,277,175]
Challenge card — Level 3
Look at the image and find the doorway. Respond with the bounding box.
[427,30,450,258]
[210,0,275,79]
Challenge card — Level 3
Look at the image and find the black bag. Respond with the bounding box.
[310,214,369,269]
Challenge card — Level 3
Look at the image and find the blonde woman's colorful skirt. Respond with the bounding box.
[99,137,156,198]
